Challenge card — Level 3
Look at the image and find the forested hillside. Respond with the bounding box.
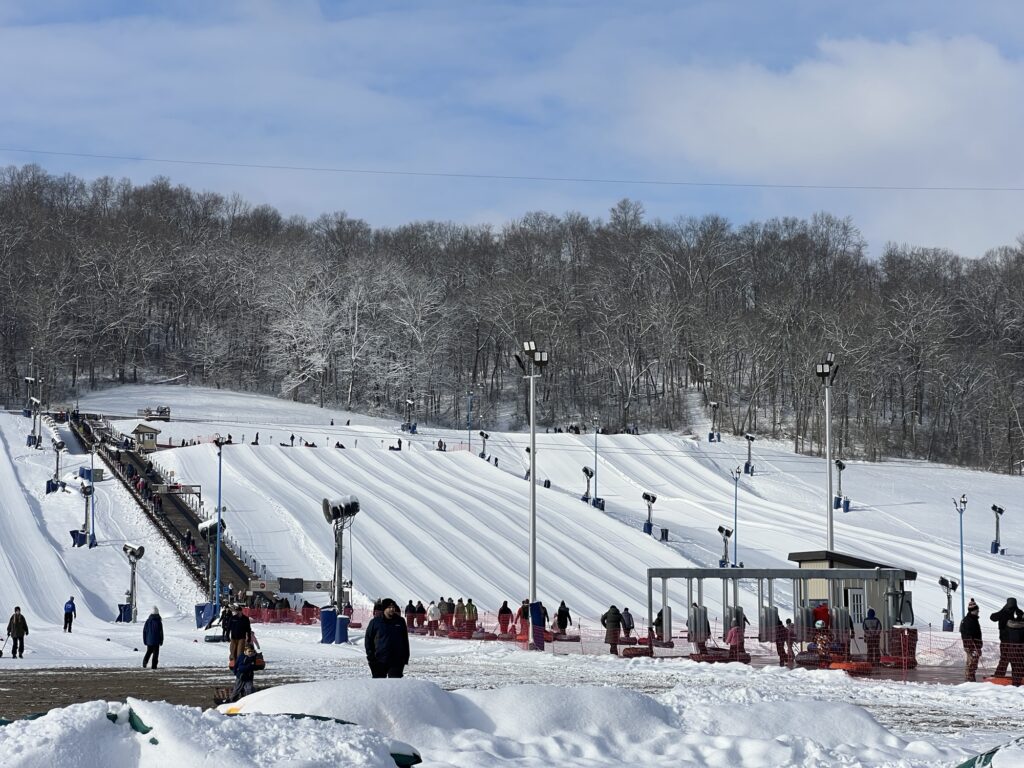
[2,164,1023,471]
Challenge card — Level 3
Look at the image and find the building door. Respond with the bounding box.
[846,588,865,625]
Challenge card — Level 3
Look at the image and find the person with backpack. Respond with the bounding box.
[621,607,635,638]
[364,598,410,678]
[63,596,76,633]
[142,607,164,669]
[6,607,28,658]
[555,601,572,635]
[862,607,883,666]
[465,599,478,631]
[497,600,514,634]
[991,597,1019,678]
[231,644,260,701]
[959,601,983,682]
[601,605,624,656]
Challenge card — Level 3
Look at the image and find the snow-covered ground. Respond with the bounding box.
[1,384,1022,766]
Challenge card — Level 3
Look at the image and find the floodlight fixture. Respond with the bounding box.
[718,525,733,538]
[992,504,1004,516]
[744,433,755,442]
[582,466,594,478]
[717,525,733,566]
[323,495,360,608]
[479,431,489,440]
[938,576,959,592]
[710,401,718,409]
[835,459,846,471]
[405,399,414,406]
[522,340,537,353]
[642,491,657,505]
[532,350,549,368]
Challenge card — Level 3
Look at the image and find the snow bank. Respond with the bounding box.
[0,698,398,768]
[221,679,951,767]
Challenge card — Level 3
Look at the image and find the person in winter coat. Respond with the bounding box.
[142,606,164,669]
[991,597,1019,677]
[1006,610,1024,686]
[426,601,441,636]
[415,601,426,628]
[959,602,983,682]
[465,599,478,630]
[498,601,514,634]
[862,607,883,666]
[6,607,28,658]
[63,596,76,633]
[405,600,417,627]
[621,607,635,638]
[813,619,833,666]
[774,616,789,666]
[231,644,259,701]
[454,598,467,630]
[653,609,663,641]
[687,603,711,653]
[342,602,354,618]
[726,620,744,661]
[440,597,452,631]
[364,597,410,678]
[555,601,572,634]
[517,599,531,629]
[228,606,252,663]
[601,605,624,655]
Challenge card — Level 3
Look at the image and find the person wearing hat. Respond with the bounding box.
[862,608,883,666]
[231,643,259,700]
[364,598,410,678]
[6,607,28,658]
[813,619,832,666]
[959,601,983,681]
[990,597,1020,677]
[142,607,164,669]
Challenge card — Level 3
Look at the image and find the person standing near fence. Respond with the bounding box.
[426,601,440,636]
[990,597,1019,678]
[498,601,513,634]
[959,601,983,682]
[621,607,635,638]
[601,605,623,656]
[726,620,744,661]
[862,608,883,666]
[555,601,572,635]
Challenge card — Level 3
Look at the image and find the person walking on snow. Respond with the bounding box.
[959,601,983,682]
[143,606,163,669]
[991,597,1020,677]
[228,605,252,663]
[621,607,635,638]
[726,619,744,661]
[498,601,514,634]
[364,598,410,678]
[63,596,76,633]
[231,644,259,701]
[555,601,572,635]
[601,605,624,656]
[6,607,28,658]
[415,601,426,628]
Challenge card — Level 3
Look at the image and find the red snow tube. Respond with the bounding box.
[620,646,653,658]
[830,661,874,675]
[984,676,1012,686]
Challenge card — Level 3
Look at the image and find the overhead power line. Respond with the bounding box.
[1,146,1023,193]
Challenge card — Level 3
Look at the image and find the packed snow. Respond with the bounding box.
[1,384,1022,766]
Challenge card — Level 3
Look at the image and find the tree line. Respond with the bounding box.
[2,164,1023,472]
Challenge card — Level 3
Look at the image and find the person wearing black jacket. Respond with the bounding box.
[228,606,252,664]
[959,602,983,682]
[498,600,514,634]
[1006,611,1024,686]
[990,597,1019,677]
[364,597,410,678]
[555,601,572,635]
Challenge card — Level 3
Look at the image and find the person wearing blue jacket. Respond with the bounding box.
[231,644,259,701]
[364,597,410,678]
[63,596,76,633]
[142,607,164,669]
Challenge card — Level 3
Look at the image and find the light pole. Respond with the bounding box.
[815,353,838,550]
[122,544,145,623]
[215,438,224,605]
[581,466,593,502]
[323,496,360,608]
[991,505,1004,554]
[743,433,756,475]
[516,340,548,611]
[953,494,967,619]
[88,447,97,548]
[74,353,80,413]
[730,466,741,564]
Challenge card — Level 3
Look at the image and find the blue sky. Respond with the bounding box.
[1,1,1022,257]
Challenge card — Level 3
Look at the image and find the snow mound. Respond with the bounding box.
[0,698,398,768]
[220,679,934,767]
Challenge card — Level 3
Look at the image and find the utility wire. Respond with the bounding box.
[2,147,1023,193]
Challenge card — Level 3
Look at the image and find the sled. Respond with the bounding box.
[471,631,498,641]
[552,634,581,642]
[496,632,516,642]
[830,660,874,675]
[983,675,1012,686]
[620,646,653,658]
[690,648,751,664]
[447,630,473,640]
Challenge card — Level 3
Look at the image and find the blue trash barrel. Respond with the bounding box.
[842,498,851,513]
[833,495,842,509]
[21,408,31,418]
[320,608,338,644]
[991,541,1000,554]
[642,521,653,536]
[592,498,605,511]
[335,615,350,644]
[116,604,132,623]
[708,432,715,442]
[660,527,669,542]
[529,602,545,650]
[744,461,753,475]
[69,530,87,547]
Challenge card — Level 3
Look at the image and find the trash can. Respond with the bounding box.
[842,497,851,513]
[320,608,337,644]
[592,498,605,511]
[45,479,58,494]
[69,529,87,547]
[833,495,842,509]
[335,615,350,644]
[991,541,1000,554]
[642,521,653,536]
[660,527,669,542]
[116,604,133,623]
[195,602,216,629]
[26,435,36,447]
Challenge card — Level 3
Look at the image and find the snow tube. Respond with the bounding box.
[496,632,516,642]
[552,634,581,642]
[471,631,498,641]
[690,649,750,664]
[447,630,473,640]
[983,676,1012,686]
[830,661,874,675]
[620,646,653,658]
[348,622,362,629]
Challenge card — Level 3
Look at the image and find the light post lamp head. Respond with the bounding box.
[835,459,845,472]
[960,494,967,509]
[532,350,549,368]
[710,401,718,411]
[582,466,594,479]
[123,543,145,562]
[717,525,733,540]
[642,491,657,505]
[938,575,959,593]
[744,434,755,443]
[479,431,489,440]
[522,340,537,354]
[992,504,1004,516]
